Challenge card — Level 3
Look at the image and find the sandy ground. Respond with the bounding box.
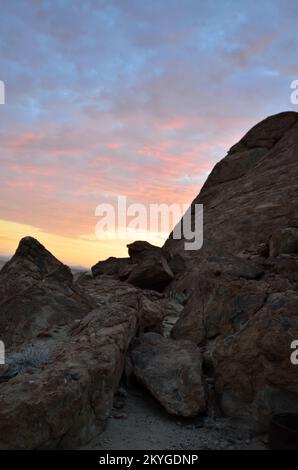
[82,383,268,450]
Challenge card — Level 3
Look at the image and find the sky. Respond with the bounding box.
[0,0,298,268]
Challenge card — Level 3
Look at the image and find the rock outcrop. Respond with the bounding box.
[127,241,167,263]
[127,256,174,292]
[0,238,183,448]
[165,111,298,258]
[171,261,268,345]
[0,237,93,348]
[164,111,298,424]
[130,332,206,417]
[212,290,298,423]
[0,301,139,449]
[75,274,181,335]
[91,256,130,277]
[91,240,175,291]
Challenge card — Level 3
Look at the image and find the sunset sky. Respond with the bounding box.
[0,0,298,268]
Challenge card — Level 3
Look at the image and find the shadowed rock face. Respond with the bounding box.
[212,291,298,421]
[127,257,174,292]
[0,301,140,449]
[127,241,167,263]
[4,236,73,281]
[163,111,298,423]
[0,237,93,348]
[165,111,298,258]
[130,333,206,417]
[91,256,130,277]
[0,238,183,449]
[91,241,175,291]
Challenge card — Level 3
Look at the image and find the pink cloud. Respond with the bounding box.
[6,131,39,151]
[105,142,122,149]
[7,163,56,176]
[161,117,188,130]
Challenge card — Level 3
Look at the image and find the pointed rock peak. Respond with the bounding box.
[16,236,51,258]
[229,111,298,154]
[4,236,73,282]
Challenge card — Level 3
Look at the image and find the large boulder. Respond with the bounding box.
[91,256,130,277]
[76,273,180,336]
[171,258,267,344]
[130,332,206,417]
[127,241,167,264]
[0,300,139,449]
[211,291,298,425]
[127,257,174,292]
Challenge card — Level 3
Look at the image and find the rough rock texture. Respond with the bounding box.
[0,237,186,448]
[130,333,206,417]
[123,241,174,291]
[168,253,187,275]
[0,301,139,449]
[127,241,167,264]
[91,256,130,277]
[269,227,298,257]
[0,237,93,348]
[76,274,182,336]
[171,258,267,344]
[165,111,298,258]
[127,257,174,292]
[91,241,178,289]
[212,291,298,425]
[164,111,298,423]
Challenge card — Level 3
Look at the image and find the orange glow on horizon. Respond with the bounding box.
[0,219,167,269]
